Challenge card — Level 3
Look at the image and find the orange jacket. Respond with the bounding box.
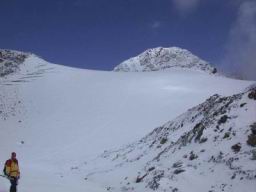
[5,159,20,178]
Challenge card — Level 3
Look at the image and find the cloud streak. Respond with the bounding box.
[222,0,256,80]
[172,0,202,14]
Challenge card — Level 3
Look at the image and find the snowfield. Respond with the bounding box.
[0,50,255,192]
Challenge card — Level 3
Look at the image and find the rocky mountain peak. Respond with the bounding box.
[114,47,217,74]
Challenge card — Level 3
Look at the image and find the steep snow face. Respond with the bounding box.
[84,86,256,192]
[0,49,29,77]
[114,47,217,74]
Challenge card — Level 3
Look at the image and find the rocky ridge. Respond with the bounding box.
[85,84,256,192]
[114,47,217,74]
[0,49,29,77]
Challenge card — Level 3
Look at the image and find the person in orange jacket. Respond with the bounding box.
[4,152,20,192]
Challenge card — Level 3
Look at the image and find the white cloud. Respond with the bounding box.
[222,0,256,80]
[169,0,256,80]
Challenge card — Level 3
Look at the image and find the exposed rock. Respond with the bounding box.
[250,123,256,135]
[247,134,256,147]
[223,132,230,139]
[189,151,198,160]
[199,137,208,143]
[173,168,185,174]
[193,123,205,142]
[248,89,256,100]
[160,137,168,145]
[218,115,229,125]
[148,167,155,172]
[251,149,256,160]
[0,49,29,77]
[240,103,247,107]
[172,161,183,168]
[135,173,147,183]
[146,170,164,190]
[231,143,241,153]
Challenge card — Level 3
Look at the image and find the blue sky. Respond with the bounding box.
[0,0,255,79]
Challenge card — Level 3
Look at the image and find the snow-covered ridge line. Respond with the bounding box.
[85,85,256,192]
[0,49,56,87]
[114,47,217,74]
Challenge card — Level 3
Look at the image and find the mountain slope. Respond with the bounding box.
[0,50,254,192]
[114,47,217,74]
[84,85,256,192]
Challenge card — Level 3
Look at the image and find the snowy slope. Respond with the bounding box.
[114,47,217,74]
[0,50,254,192]
[84,85,256,192]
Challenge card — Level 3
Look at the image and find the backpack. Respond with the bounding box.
[3,160,8,176]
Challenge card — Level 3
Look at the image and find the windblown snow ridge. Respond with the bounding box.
[114,47,217,74]
[85,85,256,192]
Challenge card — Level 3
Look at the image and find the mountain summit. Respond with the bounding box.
[114,47,217,74]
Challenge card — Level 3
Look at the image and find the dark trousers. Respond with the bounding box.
[10,177,18,192]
